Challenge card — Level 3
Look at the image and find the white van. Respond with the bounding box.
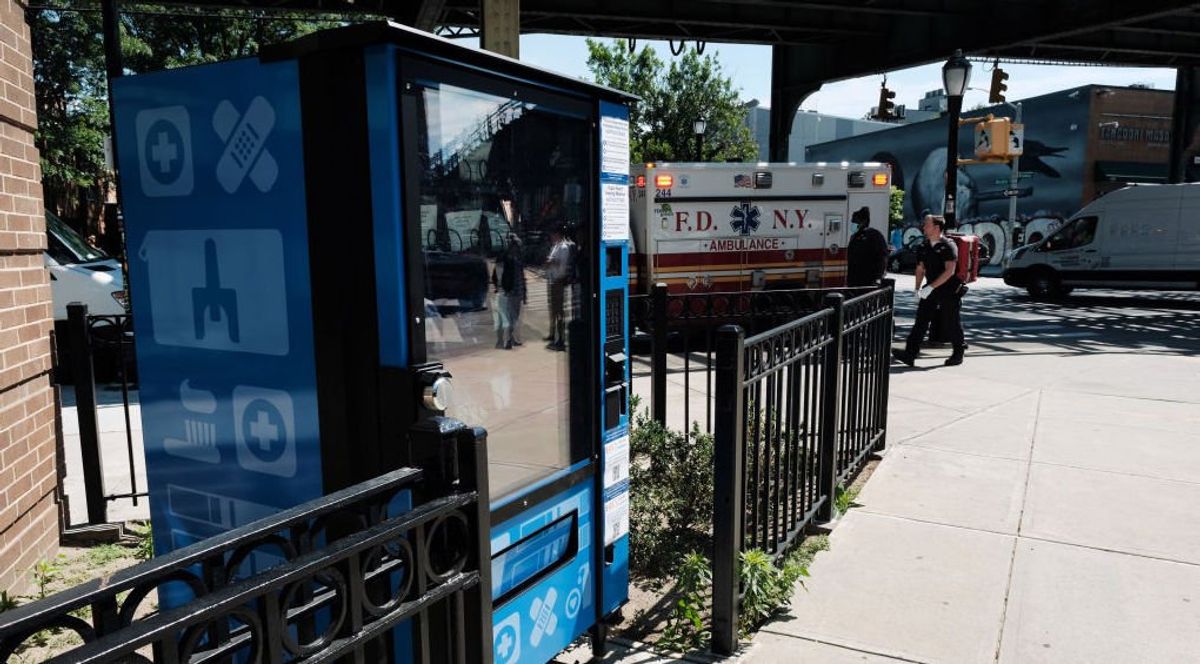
[45,211,127,320]
[1002,183,1200,299]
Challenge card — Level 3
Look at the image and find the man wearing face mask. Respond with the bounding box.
[892,214,966,367]
[846,206,888,288]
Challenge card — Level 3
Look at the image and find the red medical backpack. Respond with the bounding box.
[945,233,980,283]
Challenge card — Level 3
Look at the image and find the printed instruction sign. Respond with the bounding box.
[604,433,630,489]
[602,183,629,241]
[600,116,630,176]
[604,491,629,545]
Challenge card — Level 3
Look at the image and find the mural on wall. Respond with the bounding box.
[809,86,1095,227]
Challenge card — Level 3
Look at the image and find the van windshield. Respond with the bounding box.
[1041,216,1098,252]
[46,212,109,263]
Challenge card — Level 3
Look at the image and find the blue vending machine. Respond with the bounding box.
[113,22,633,663]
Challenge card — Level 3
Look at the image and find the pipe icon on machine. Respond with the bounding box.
[163,380,220,463]
[193,239,240,343]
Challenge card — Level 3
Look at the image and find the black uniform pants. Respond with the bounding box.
[905,288,965,355]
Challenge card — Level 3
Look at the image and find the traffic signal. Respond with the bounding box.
[877,84,896,120]
[989,67,1009,104]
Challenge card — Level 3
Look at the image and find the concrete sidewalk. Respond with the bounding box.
[742,283,1200,663]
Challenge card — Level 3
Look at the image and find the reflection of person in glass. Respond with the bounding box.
[545,224,575,351]
[492,233,526,349]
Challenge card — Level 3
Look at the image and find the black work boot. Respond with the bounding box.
[891,348,916,367]
[945,348,965,366]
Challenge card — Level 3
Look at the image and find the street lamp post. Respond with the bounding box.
[941,49,972,228]
[693,117,707,162]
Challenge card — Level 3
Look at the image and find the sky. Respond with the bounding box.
[456,33,1179,120]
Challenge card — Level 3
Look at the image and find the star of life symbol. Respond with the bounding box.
[730,202,761,236]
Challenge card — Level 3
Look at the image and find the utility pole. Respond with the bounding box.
[1007,102,1022,240]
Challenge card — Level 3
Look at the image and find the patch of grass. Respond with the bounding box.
[128,522,154,561]
[85,543,130,567]
[31,557,64,600]
[834,483,861,517]
[790,534,830,569]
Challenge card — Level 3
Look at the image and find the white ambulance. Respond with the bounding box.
[629,162,892,294]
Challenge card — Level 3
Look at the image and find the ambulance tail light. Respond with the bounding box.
[655,174,673,188]
[873,173,889,187]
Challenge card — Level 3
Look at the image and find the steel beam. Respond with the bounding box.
[481,0,520,57]
[769,45,824,161]
[1169,66,1200,182]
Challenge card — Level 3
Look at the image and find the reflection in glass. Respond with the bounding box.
[414,81,592,500]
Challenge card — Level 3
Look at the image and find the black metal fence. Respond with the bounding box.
[61,302,141,527]
[0,418,493,664]
[709,282,895,654]
[630,285,874,434]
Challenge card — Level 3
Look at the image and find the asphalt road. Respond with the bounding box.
[891,274,1200,357]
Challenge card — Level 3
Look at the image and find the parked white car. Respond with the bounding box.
[45,211,127,320]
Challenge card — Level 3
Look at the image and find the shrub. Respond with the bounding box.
[737,547,811,636]
[628,397,714,581]
[659,552,712,652]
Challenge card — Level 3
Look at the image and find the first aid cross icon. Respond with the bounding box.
[150,131,179,174]
[248,410,279,452]
[135,106,194,197]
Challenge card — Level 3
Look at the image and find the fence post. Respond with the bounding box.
[876,279,895,453]
[458,426,494,664]
[651,282,668,426]
[711,324,745,656]
[816,293,844,524]
[68,302,107,525]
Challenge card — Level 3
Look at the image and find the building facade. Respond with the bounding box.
[0,0,59,593]
[744,100,892,162]
[807,85,1173,226]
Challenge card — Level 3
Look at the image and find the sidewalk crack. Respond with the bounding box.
[993,388,1043,662]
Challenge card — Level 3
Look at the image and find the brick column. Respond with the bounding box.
[0,0,59,594]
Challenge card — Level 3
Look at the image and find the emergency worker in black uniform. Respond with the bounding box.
[892,214,966,367]
[846,206,888,287]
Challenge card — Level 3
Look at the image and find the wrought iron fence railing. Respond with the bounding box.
[709,282,895,655]
[61,303,141,528]
[629,284,877,434]
[0,419,493,664]
[837,286,895,483]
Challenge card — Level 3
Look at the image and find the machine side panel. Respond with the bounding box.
[112,58,322,584]
[597,100,632,617]
[365,44,409,370]
[490,481,596,664]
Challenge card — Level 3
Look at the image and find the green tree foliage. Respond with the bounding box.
[30,6,111,225]
[889,186,906,230]
[29,2,350,238]
[119,6,341,72]
[586,39,758,163]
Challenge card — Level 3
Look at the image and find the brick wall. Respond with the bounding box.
[0,0,59,594]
